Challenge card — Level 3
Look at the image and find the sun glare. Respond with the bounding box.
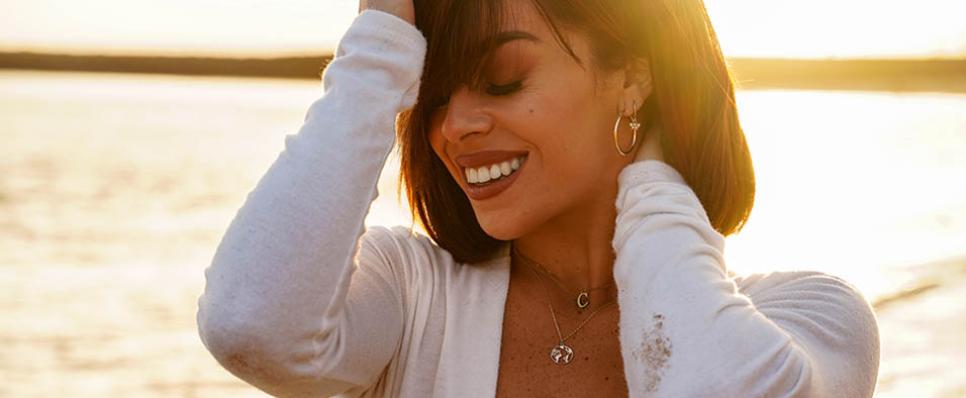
[0,0,963,58]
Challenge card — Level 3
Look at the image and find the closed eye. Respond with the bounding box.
[486,80,522,96]
[430,80,521,110]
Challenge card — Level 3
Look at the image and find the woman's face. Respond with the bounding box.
[427,1,634,240]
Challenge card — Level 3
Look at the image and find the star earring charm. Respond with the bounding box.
[628,98,641,132]
[629,116,641,133]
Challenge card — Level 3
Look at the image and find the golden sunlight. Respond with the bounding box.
[0,0,963,58]
[706,0,966,58]
[2,0,964,397]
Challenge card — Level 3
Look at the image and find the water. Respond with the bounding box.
[1,70,964,397]
[729,89,966,299]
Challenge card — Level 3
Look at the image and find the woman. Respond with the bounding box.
[196,0,880,396]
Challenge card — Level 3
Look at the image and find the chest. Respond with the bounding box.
[494,275,628,397]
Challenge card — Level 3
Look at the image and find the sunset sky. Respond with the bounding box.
[1,0,963,58]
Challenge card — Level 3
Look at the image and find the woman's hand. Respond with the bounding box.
[633,123,665,163]
[359,0,415,25]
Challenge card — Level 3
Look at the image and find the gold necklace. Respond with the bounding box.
[511,245,615,310]
[521,258,616,365]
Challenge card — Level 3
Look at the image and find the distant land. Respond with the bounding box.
[1,51,964,93]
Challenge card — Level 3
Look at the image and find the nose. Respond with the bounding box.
[438,85,493,144]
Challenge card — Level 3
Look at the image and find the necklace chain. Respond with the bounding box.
[514,244,617,365]
[511,245,616,295]
[547,281,616,342]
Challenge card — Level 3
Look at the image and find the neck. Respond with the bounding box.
[510,181,620,311]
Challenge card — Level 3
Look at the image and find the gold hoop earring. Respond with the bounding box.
[613,112,642,156]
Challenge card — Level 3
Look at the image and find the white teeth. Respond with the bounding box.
[464,155,527,185]
[479,167,491,183]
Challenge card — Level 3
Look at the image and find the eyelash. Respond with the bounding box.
[432,80,522,109]
[485,80,523,96]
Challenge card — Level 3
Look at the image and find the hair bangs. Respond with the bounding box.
[416,0,501,106]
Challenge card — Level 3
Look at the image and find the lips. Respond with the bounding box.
[460,154,528,201]
[455,150,529,168]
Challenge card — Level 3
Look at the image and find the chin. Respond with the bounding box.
[475,212,524,241]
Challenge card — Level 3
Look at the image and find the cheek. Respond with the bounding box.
[529,83,606,153]
[527,70,603,136]
[426,112,447,161]
[427,128,442,159]
[426,113,466,184]
[524,87,615,189]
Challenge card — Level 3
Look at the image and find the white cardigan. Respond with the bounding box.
[196,9,880,398]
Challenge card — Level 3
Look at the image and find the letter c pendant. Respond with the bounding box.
[576,292,589,309]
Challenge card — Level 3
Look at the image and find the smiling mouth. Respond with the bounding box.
[460,155,528,201]
[462,154,528,186]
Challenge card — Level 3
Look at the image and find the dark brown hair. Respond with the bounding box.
[395,0,755,264]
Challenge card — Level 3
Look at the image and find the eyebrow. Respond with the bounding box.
[489,30,541,47]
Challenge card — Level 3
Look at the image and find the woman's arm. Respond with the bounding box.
[195,10,425,397]
[612,160,880,397]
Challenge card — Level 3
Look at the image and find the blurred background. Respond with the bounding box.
[1,0,963,396]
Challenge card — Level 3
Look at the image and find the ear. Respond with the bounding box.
[618,57,653,117]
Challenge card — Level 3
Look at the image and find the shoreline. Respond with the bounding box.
[1,52,965,94]
[872,254,966,310]
[872,255,966,397]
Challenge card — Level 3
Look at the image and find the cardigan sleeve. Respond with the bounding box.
[611,160,880,397]
[195,10,426,397]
